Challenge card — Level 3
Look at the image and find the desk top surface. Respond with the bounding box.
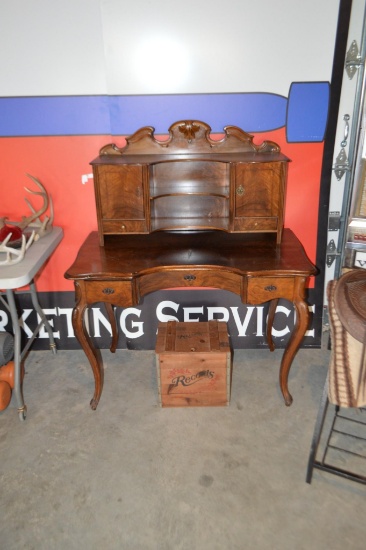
[0,226,63,289]
[65,229,316,281]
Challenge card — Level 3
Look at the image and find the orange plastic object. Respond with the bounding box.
[0,380,12,411]
[0,361,24,389]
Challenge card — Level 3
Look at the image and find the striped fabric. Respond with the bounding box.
[327,279,366,408]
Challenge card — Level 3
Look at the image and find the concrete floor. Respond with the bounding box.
[0,341,365,550]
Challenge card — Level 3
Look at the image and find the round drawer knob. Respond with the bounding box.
[121,224,126,230]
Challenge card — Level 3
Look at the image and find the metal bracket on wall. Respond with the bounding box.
[333,148,350,181]
[328,211,341,231]
[333,115,351,181]
[326,239,341,267]
[345,40,363,79]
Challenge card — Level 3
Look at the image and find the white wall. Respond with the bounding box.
[0,0,107,95]
[0,0,339,97]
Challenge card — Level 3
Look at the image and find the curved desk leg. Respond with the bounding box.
[105,302,118,353]
[72,282,103,410]
[280,286,310,406]
[267,299,279,352]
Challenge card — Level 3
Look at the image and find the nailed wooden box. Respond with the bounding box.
[155,321,232,407]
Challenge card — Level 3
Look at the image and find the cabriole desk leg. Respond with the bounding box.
[266,298,279,352]
[280,283,310,406]
[72,282,103,410]
[105,302,118,353]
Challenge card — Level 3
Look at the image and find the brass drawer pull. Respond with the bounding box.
[102,287,115,295]
[184,274,196,281]
[236,185,244,196]
[264,285,277,292]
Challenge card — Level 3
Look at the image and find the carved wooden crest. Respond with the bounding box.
[99,120,281,156]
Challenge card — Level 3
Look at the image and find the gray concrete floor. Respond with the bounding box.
[1,341,366,550]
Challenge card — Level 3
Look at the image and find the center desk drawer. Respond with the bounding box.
[85,281,134,306]
[138,270,243,296]
[247,277,295,304]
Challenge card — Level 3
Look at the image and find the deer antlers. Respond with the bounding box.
[0,231,35,266]
[18,174,54,238]
[0,174,54,265]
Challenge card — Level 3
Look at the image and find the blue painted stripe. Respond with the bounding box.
[0,96,112,137]
[109,93,287,134]
[0,86,329,141]
[286,82,330,143]
[0,93,286,137]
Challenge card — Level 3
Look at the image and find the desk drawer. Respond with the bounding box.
[85,281,134,306]
[138,270,243,297]
[247,277,295,304]
[102,220,148,234]
[233,217,278,232]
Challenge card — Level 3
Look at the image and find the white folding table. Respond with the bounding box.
[0,226,63,420]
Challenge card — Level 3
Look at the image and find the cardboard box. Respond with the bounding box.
[155,321,232,407]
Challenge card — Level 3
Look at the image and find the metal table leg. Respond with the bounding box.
[29,281,56,354]
[5,288,26,421]
[306,372,330,483]
[3,278,57,421]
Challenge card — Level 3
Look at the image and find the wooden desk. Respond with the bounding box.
[65,228,316,409]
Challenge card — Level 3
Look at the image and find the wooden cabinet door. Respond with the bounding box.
[94,164,148,238]
[233,162,286,240]
[97,164,145,219]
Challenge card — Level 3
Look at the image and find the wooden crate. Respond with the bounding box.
[155,321,232,407]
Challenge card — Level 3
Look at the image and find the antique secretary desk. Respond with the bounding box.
[65,120,317,409]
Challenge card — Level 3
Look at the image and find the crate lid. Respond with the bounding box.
[156,321,230,353]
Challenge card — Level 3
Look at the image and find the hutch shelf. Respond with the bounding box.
[91,120,290,245]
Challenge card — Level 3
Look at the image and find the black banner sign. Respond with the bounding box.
[0,289,321,351]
